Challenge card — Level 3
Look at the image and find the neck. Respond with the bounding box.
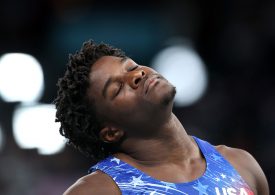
[115,113,199,166]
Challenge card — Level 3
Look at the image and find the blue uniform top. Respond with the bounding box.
[89,136,254,195]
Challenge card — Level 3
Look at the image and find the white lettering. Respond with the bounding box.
[240,188,248,195]
[215,187,249,195]
[222,188,227,195]
[215,187,221,195]
[227,187,237,195]
[215,187,228,195]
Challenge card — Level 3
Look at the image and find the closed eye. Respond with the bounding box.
[113,82,123,98]
[112,65,138,99]
[128,65,138,71]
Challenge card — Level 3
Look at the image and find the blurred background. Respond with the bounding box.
[0,0,274,194]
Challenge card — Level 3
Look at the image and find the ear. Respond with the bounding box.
[99,126,124,143]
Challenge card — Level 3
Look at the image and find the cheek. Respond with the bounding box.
[112,92,140,114]
[95,92,139,122]
[111,94,149,124]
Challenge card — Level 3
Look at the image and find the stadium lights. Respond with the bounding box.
[151,44,208,107]
[0,53,44,103]
[12,104,65,155]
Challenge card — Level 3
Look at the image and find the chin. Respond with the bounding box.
[161,86,176,106]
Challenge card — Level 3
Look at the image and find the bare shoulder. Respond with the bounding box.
[63,170,121,195]
[215,144,269,195]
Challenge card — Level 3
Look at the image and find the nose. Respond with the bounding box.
[127,69,146,89]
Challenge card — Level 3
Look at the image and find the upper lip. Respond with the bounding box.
[143,74,160,94]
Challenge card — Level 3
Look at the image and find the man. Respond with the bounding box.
[55,40,269,195]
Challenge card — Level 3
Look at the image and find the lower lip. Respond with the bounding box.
[146,78,159,93]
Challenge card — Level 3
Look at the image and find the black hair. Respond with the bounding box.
[54,40,126,161]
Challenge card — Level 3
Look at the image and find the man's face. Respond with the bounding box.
[88,56,176,134]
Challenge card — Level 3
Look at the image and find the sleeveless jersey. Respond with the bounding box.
[89,136,254,195]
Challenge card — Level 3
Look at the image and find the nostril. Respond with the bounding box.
[141,70,145,76]
[135,78,141,85]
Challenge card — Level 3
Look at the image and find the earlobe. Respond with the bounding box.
[99,126,124,143]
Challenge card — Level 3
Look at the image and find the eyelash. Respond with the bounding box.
[114,66,138,97]
[115,82,123,97]
[129,65,138,71]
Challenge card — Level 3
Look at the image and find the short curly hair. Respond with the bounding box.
[54,40,126,161]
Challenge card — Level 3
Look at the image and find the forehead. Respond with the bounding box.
[90,56,122,82]
[92,56,122,74]
[88,56,123,96]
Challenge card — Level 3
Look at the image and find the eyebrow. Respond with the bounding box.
[102,57,128,98]
[120,56,129,63]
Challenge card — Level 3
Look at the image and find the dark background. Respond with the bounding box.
[0,0,274,194]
